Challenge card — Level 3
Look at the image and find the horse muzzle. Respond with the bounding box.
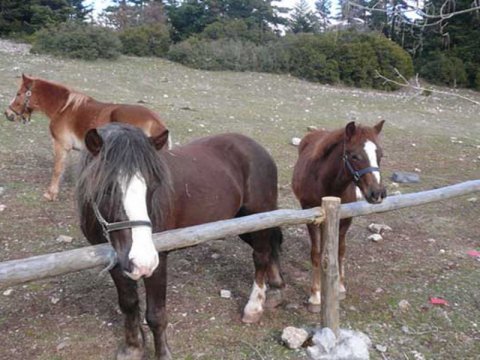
[365,187,387,204]
[4,108,16,122]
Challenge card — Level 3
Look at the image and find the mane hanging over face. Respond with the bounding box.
[76,123,172,227]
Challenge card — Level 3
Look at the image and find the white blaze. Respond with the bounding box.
[364,140,380,183]
[122,173,158,279]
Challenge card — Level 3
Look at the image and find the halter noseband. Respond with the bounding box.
[92,203,152,243]
[9,87,32,123]
[342,139,380,184]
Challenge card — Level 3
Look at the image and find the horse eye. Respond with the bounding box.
[16,92,20,96]
[351,154,361,161]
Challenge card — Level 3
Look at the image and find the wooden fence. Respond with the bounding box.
[1,179,479,332]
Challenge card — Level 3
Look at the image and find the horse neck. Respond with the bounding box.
[32,80,70,119]
[314,139,352,197]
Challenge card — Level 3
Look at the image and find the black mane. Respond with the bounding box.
[76,123,172,228]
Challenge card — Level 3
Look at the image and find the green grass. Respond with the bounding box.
[0,46,479,360]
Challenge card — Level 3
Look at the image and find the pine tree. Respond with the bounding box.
[288,0,319,33]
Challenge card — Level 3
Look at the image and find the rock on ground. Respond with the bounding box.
[391,171,420,183]
[368,223,392,234]
[367,234,383,242]
[307,328,371,360]
[291,137,302,146]
[281,326,309,349]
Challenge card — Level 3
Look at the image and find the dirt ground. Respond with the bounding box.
[0,41,479,360]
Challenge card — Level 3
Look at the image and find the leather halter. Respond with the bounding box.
[8,87,32,123]
[342,140,380,184]
[92,203,152,243]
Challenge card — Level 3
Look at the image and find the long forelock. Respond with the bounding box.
[77,125,172,226]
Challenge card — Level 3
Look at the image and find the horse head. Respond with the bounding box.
[81,124,170,280]
[5,74,35,123]
[343,120,387,204]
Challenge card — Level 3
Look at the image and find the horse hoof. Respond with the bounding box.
[241,310,263,324]
[265,289,283,309]
[43,191,57,201]
[307,303,321,313]
[116,345,145,360]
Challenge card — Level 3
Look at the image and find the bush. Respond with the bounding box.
[119,24,171,57]
[168,30,414,91]
[167,37,289,73]
[419,53,467,87]
[31,22,121,60]
[201,19,275,44]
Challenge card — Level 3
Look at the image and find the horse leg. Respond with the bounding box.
[240,230,271,323]
[110,266,145,360]
[44,140,68,201]
[143,252,171,360]
[338,218,352,300]
[264,227,285,310]
[307,223,322,313]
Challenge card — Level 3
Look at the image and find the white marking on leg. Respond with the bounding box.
[364,140,380,183]
[121,173,158,279]
[309,291,321,305]
[244,281,266,316]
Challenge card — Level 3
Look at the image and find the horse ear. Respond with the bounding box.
[345,121,356,140]
[150,129,170,151]
[22,73,32,84]
[374,119,385,134]
[85,128,103,156]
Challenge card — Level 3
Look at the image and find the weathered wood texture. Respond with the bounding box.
[320,197,341,336]
[0,179,478,288]
[340,179,480,219]
[0,207,324,288]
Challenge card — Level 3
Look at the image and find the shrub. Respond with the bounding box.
[168,30,414,91]
[419,53,468,87]
[119,24,171,57]
[167,37,289,73]
[31,22,121,60]
[200,19,275,44]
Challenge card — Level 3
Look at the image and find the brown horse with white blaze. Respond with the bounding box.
[292,121,386,312]
[4,74,168,201]
[77,123,285,359]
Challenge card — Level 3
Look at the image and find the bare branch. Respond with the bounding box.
[375,68,480,106]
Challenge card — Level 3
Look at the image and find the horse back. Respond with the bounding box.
[164,133,278,228]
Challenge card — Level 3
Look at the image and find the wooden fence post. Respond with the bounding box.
[320,196,341,336]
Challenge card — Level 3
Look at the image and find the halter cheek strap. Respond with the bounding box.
[9,87,32,123]
[92,203,152,243]
[342,155,380,184]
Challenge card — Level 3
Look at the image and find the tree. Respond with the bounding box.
[315,0,331,31]
[0,0,90,36]
[288,0,319,33]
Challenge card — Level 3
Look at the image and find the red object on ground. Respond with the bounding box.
[466,250,480,258]
[429,297,449,306]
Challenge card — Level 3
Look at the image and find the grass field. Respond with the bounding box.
[0,42,479,360]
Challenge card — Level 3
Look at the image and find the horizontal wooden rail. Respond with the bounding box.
[0,207,324,288]
[0,179,478,288]
[340,179,480,219]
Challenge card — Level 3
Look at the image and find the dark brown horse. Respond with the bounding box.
[77,123,284,359]
[5,74,168,201]
[292,121,386,312]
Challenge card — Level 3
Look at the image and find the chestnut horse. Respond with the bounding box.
[4,74,168,201]
[77,123,284,359]
[292,121,386,312]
